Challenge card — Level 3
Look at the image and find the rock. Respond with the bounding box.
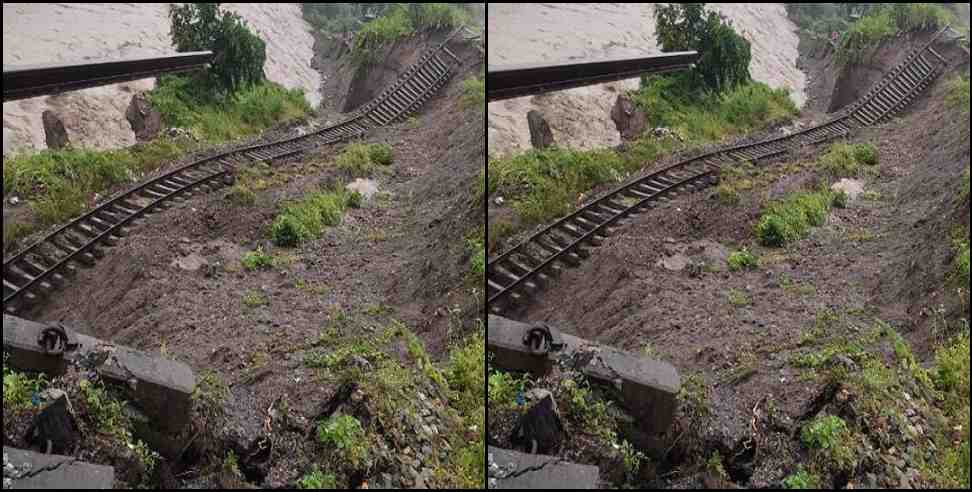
[345,178,379,200]
[509,394,564,455]
[125,93,162,142]
[657,254,690,272]
[25,396,80,455]
[527,110,555,150]
[7,196,20,206]
[610,94,647,142]
[494,196,505,206]
[831,179,865,201]
[42,110,70,149]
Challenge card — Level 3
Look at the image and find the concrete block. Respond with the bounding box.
[486,315,553,377]
[488,446,599,489]
[2,315,196,433]
[3,447,114,490]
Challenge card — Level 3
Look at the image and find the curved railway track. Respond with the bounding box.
[487,28,954,315]
[3,38,463,314]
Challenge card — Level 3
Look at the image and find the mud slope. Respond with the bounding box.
[2,3,321,153]
[511,37,968,486]
[487,3,807,157]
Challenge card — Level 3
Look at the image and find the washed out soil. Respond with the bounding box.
[493,34,970,488]
[8,36,485,488]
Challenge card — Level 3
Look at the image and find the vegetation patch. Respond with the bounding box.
[241,248,276,271]
[335,142,394,178]
[819,143,879,179]
[951,76,971,117]
[461,75,486,112]
[837,4,953,65]
[352,4,471,66]
[728,249,759,272]
[271,188,356,247]
[756,190,835,247]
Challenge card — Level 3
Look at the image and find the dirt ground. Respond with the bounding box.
[7,36,484,488]
[490,31,970,488]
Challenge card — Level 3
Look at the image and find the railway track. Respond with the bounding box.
[487,28,954,315]
[3,37,463,314]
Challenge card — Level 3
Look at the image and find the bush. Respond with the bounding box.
[298,467,338,490]
[756,191,835,247]
[169,3,266,96]
[838,4,952,65]
[820,143,879,178]
[832,190,850,209]
[272,189,352,247]
[802,415,849,451]
[469,239,485,283]
[728,249,759,272]
[317,415,369,466]
[784,469,821,489]
[335,143,394,178]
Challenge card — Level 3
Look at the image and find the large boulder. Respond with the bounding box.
[610,94,647,142]
[527,110,555,150]
[126,93,163,142]
[42,110,70,149]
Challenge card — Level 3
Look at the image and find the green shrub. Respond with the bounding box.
[469,239,486,283]
[242,248,275,271]
[756,191,835,247]
[784,469,821,489]
[728,249,759,272]
[819,143,879,178]
[317,415,369,465]
[298,467,338,490]
[838,4,952,65]
[832,190,850,209]
[272,189,351,247]
[336,143,394,178]
[3,363,47,411]
[461,76,486,112]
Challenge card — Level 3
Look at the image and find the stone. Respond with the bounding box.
[527,110,555,150]
[125,92,163,142]
[345,178,379,200]
[2,447,114,489]
[486,316,554,377]
[41,111,70,149]
[510,394,564,455]
[488,446,599,489]
[657,253,690,272]
[610,94,647,142]
[831,179,865,201]
[26,396,80,456]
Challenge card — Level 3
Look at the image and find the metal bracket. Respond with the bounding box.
[522,323,565,356]
[36,323,79,357]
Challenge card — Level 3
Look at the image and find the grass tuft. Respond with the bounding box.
[728,249,759,272]
[756,190,835,247]
[271,188,356,247]
[335,143,394,178]
[819,143,879,179]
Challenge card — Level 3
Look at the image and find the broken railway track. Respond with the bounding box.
[487,27,954,315]
[3,38,463,314]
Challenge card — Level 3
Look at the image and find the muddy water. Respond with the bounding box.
[2,3,321,154]
[487,3,807,157]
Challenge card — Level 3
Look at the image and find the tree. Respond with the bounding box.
[169,3,266,96]
[654,3,752,93]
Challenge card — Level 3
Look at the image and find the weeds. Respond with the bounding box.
[2,362,48,411]
[461,76,485,112]
[241,248,275,271]
[727,288,752,307]
[335,142,394,178]
[271,188,355,247]
[242,290,269,309]
[756,190,835,247]
[819,143,879,179]
[317,415,369,466]
[728,249,759,272]
[298,467,338,489]
[784,469,821,489]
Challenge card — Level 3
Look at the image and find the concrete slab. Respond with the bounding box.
[486,315,553,376]
[2,315,196,433]
[3,447,115,490]
[487,315,680,436]
[488,446,599,489]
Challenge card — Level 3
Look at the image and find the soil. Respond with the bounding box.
[490,31,970,488]
[6,34,485,488]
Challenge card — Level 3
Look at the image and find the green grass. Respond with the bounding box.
[353,4,470,66]
[3,222,37,251]
[271,188,356,247]
[963,167,970,201]
[335,142,394,178]
[298,467,338,490]
[819,143,879,179]
[242,290,269,309]
[838,4,952,65]
[756,190,835,247]
[784,469,821,489]
[728,249,759,272]
[2,360,48,411]
[950,76,971,117]
[445,332,487,489]
[727,288,752,307]
[461,76,485,112]
[150,76,310,144]
[468,238,485,285]
[241,248,275,271]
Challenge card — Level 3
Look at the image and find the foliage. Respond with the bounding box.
[271,188,355,247]
[169,3,266,95]
[950,76,971,117]
[445,332,487,488]
[488,371,524,410]
[728,249,759,272]
[838,4,952,65]
[461,76,486,112]
[468,238,485,284]
[317,415,369,466]
[819,143,879,178]
[784,469,821,489]
[756,190,835,247]
[79,379,159,474]
[654,3,752,93]
[352,4,470,66]
[964,166,971,201]
[2,361,47,411]
[298,467,338,489]
[242,248,275,271]
[802,415,849,450]
[335,143,394,178]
